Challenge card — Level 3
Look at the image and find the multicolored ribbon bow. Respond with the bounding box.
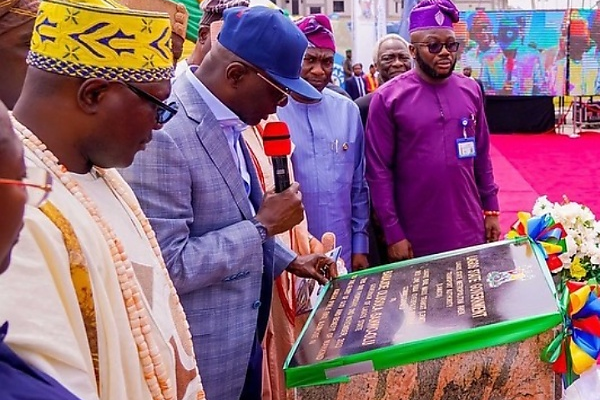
[507,212,567,273]
[542,281,600,386]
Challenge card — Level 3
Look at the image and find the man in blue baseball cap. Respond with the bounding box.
[122,6,335,400]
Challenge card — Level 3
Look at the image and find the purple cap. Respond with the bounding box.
[295,14,336,52]
[409,0,459,33]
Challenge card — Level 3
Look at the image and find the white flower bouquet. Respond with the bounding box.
[531,195,600,281]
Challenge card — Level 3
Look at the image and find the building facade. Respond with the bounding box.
[271,0,510,76]
[272,0,509,21]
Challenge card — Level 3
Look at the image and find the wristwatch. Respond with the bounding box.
[250,217,268,243]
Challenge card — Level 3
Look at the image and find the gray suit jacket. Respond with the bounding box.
[122,73,297,400]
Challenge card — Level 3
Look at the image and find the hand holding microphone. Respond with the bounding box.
[254,121,304,237]
[263,121,292,193]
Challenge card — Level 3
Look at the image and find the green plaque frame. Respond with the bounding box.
[284,238,561,388]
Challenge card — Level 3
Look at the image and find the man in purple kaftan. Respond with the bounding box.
[365,0,500,261]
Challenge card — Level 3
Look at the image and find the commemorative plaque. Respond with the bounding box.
[284,238,562,391]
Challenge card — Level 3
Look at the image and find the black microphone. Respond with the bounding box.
[262,121,292,193]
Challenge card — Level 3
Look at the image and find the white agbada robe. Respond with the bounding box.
[0,142,204,400]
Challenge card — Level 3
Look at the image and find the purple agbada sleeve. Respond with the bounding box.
[472,87,499,211]
[351,111,370,255]
[365,91,406,246]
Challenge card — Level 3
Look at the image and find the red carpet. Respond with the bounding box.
[490,132,600,232]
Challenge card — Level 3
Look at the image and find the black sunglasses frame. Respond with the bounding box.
[121,82,179,124]
[412,41,460,54]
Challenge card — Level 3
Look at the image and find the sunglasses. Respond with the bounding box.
[0,167,53,207]
[412,41,460,54]
[240,62,290,107]
[120,82,179,124]
[254,72,290,107]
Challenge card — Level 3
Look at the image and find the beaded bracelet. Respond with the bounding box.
[484,210,500,217]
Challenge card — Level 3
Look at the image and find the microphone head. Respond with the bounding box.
[263,121,291,157]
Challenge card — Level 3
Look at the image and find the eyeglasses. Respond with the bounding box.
[0,167,53,207]
[120,82,179,124]
[238,62,290,106]
[254,72,290,107]
[412,41,460,54]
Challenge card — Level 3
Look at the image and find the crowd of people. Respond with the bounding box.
[0,0,500,399]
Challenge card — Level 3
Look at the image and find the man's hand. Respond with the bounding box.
[485,215,501,243]
[287,254,337,285]
[255,182,304,237]
[351,253,369,271]
[387,239,413,262]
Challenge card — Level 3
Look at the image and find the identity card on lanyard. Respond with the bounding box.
[456,116,476,159]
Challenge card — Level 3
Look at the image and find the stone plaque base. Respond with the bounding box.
[292,330,561,400]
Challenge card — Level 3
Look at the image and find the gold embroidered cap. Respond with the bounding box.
[27,0,174,82]
[118,0,188,40]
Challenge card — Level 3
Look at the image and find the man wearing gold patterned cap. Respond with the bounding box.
[0,0,205,399]
[0,0,38,108]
